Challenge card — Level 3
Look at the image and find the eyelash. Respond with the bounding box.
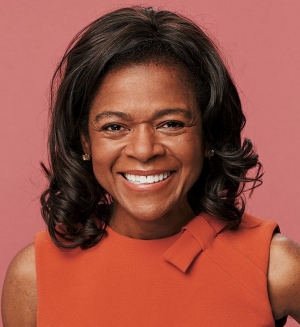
[159,121,185,129]
[100,120,185,133]
[101,123,127,132]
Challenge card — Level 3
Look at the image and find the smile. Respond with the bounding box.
[123,172,171,184]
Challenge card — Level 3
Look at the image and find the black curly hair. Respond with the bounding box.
[41,6,263,249]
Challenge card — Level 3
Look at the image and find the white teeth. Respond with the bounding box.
[124,172,171,184]
[146,176,154,183]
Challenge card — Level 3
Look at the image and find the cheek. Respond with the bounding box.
[185,151,204,179]
[181,137,204,182]
[90,137,121,165]
[177,132,204,163]
[89,141,119,182]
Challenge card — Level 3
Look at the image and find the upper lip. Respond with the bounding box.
[119,170,174,176]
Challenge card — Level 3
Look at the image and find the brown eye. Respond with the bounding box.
[102,124,124,132]
[160,121,184,129]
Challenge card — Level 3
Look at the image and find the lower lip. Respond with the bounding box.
[120,173,174,191]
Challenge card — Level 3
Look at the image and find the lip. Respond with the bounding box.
[120,170,174,176]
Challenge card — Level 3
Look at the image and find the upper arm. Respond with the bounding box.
[1,243,37,327]
[268,233,300,322]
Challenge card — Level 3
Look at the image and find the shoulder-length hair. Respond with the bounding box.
[41,6,262,249]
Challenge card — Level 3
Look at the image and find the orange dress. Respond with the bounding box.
[35,213,286,326]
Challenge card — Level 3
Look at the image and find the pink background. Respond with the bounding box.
[1,0,299,325]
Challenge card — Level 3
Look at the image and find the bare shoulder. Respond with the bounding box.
[268,233,300,322]
[1,243,37,327]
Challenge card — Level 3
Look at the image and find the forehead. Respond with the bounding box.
[90,63,198,116]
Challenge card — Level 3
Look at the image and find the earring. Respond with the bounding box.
[82,154,90,161]
[208,149,215,158]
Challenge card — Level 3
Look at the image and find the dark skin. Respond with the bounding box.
[81,64,204,240]
[2,64,300,325]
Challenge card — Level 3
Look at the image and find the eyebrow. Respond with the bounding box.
[152,108,193,120]
[94,111,130,121]
[93,108,193,121]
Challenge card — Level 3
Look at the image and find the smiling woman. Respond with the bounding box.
[2,6,300,327]
[81,63,204,238]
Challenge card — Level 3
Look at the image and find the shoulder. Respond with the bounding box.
[1,243,37,327]
[268,233,300,322]
[239,213,278,230]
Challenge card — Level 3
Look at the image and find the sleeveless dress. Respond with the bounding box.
[35,213,287,326]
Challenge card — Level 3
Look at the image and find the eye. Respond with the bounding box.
[159,121,185,130]
[102,123,127,132]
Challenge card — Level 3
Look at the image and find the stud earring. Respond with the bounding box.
[82,154,90,161]
[208,149,215,158]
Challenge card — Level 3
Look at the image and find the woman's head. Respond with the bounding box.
[42,6,262,248]
[81,62,204,237]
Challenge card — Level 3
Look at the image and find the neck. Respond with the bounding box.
[108,202,195,240]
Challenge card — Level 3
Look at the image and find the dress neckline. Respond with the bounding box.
[106,223,183,243]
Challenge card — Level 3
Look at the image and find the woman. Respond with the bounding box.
[2,6,300,326]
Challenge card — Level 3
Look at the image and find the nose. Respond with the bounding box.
[124,124,166,162]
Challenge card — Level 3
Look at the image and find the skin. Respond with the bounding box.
[268,234,300,321]
[2,63,300,325]
[82,63,204,239]
[2,244,37,327]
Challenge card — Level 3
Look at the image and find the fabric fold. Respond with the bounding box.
[163,214,227,272]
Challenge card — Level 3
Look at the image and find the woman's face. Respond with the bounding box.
[82,62,205,236]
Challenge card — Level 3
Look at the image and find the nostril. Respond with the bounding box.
[124,134,166,161]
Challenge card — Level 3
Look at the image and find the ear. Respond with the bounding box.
[80,132,91,156]
[204,142,215,158]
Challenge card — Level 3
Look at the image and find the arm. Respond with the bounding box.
[268,233,300,323]
[1,244,37,327]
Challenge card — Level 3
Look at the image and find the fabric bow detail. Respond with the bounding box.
[163,214,227,273]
